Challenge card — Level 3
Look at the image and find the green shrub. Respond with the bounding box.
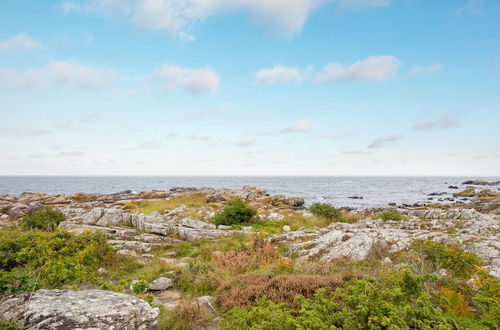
[131,280,149,294]
[308,203,342,221]
[221,271,494,329]
[411,240,482,278]
[0,321,21,330]
[380,209,403,221]
[213,199,257,226]
[19,207,65,231]
[0,228,131,295]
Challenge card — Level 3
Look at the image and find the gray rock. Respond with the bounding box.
[192,296,216,316]
[179,217,216,229]
[149,277,173,291]
[0,289,158,330]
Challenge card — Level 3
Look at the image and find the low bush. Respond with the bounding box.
[19,207,65,231]
[213,199,257,226]
[308,203,342,221]
[411,239,482,279]
[221,270,497,329]
[380,209,403,221]
[0,228,132,295]
[211,240,284,274]
[217,274,343,312]
[0,321,21,330]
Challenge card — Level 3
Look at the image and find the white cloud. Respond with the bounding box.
[321,130,354,140]
[456,0,485,15]
[335,0,390,9]
[188,104,230,119]
[0,128,52,137]
[127,140,162,150]
[62,0,392,38]
[188,133,211,141]
[154,64,220,94]
[254,65,302,85]
[409,64,443,76]
[236,139,256,147]
[413,116,460,131]
[0,61,116,91]
[368,135,403,149]
[0,33,40,51]
[316,55,401,83]
[281,119,313,133]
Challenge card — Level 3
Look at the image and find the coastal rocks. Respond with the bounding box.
[454,187,476,197]
[462,180,499,186]
[206,186,267,203]
[179,217,216,229]
[149,277,173,291]
[265,195,304,208]
[0,289,159,330]
[279,208,500,276]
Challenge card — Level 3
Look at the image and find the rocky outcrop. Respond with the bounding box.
[275,208,500,277]
[0,289,159,329]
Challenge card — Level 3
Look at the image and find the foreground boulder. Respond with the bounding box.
[0,289,159,330]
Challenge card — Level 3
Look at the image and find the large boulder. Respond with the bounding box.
[0,289,159,330]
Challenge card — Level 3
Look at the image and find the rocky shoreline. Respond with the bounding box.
[0,184,499,329]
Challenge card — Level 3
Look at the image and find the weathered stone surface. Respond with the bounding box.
[149,277,173,291]
[154,290,181,310]
[0,289,159,330]
[278,208,500,277]
[179,217,216,229]
[192,296,216,316]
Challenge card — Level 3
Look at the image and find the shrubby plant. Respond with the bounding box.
[308,202,342,221]
[0,228,129,295]
[213,199,257,226]
[380,209,403,221]
[19,207,65,231]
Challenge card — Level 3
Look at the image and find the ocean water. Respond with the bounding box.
[0,176,498,209]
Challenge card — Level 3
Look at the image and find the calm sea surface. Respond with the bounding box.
[0,176,499,208]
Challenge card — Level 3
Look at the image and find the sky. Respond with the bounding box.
[0,0,499,176]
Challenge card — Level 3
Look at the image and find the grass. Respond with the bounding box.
[122,194,211,214]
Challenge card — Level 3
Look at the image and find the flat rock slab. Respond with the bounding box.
[0,289,159,330]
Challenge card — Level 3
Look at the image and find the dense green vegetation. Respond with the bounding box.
[220,240,500,329]
[309,202,342,221]
[19,207,65,231]
[213,199,257,226]
[380,209,404,221]
[0,209,136,296]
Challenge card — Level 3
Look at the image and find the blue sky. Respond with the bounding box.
[0,0,499,176]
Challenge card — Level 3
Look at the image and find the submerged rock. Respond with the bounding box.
[0,289,159,330]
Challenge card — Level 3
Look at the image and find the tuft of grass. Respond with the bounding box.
[379,209,403,221]
[309,203,342,222]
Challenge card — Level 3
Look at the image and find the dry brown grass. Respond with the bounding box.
[216,273,344,312]
[123,193,209,214]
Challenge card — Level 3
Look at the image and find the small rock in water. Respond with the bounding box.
[348,196,363,199]
[448,185,459,189]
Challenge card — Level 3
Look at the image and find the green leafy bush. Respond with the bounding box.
[213,199,257,226]
[0,321,21,330]
[411,240,482,278]
[19,207,65,231]
[221,271,495,329]
[131,280,149,294]
[0,228,129,295]
[380,209,403,221]
[308,202,342,221]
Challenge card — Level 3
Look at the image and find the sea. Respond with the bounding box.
[0,176,499,209]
